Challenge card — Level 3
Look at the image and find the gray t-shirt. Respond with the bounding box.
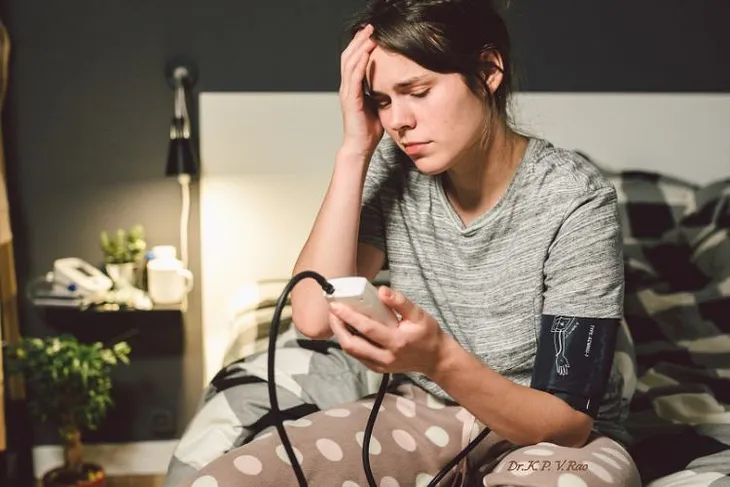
[359,135,630,443]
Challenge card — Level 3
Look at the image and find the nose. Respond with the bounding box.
[385,100,415,133]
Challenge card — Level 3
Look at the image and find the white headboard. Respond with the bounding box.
[198,92,730,384]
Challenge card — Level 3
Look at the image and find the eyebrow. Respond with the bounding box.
[368,75,432,97]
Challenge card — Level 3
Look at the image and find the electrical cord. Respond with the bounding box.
[362,372,391,487]
[177,172,191,311]
[178,173,191,269]
[268,271,491,487]
[362,378,491,487]
[268,271,334,487]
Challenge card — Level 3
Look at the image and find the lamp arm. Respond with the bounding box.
[172,68,192,139]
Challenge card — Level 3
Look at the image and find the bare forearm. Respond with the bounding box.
[429,336,592,447]
[291,150,369,339]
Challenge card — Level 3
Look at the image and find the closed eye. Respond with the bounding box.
[370,96,390,109]
[371,88,428,110]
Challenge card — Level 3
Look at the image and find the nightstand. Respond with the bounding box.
[32,304,186,443]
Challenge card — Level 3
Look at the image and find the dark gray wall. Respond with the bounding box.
[1,0,728,450]
[506,1,730,92]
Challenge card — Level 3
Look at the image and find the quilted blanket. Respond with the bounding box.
[607,171,730,486]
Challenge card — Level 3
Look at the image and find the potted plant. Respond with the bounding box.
[4,334,131,487]
[99,225,146,288]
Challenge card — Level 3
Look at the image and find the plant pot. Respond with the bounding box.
[42,463,106,487]
[105,262,137,289]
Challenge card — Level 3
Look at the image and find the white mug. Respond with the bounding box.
[147,258,194,305]
[151,245,177,260]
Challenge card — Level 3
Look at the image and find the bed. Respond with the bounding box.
[166,92,730,486]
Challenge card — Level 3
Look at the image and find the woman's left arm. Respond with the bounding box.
[331,292,593,447]
[330,185,623,448]
[429,333,594,447]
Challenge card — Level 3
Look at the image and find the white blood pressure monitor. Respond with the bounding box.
[53,257,113,298]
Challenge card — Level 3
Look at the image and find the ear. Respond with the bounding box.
[479,48,505,95]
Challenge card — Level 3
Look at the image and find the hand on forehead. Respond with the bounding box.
[365,47,433,96]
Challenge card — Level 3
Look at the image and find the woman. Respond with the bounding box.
[179,0,641,485]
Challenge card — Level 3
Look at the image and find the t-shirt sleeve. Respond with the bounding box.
[542,185,624,318]
[357,140,391,252]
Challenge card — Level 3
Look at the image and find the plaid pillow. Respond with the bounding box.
[225,279,291,363]
[680,178,730,282]
[579,153,729,361]
[579,153,707,292]
[224,304,292,366]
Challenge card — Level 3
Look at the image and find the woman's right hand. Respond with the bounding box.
[338,24,383,162]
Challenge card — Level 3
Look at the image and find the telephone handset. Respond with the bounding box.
[53,257,113,298]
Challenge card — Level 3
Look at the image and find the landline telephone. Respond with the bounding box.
[52,257,113,299]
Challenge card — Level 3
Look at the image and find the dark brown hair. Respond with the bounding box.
[348,0,514,122]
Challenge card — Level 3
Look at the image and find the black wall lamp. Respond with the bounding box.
[165,58,199,178]
[164,58,199,269]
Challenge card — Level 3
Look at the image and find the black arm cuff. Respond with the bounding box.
[530,315,619,419]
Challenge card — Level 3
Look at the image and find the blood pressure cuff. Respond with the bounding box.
[530,315,619,418]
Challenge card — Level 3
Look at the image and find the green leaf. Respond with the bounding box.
[4,335,133,435]
[100,225,147,263]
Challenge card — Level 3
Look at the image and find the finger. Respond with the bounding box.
[359,357,386,374]
[329,308,367,345]
[328,310,345,333]
[340,24,370,65]
[342,24,374,61]
[330,302,395,347]
[329,312,369,343]
[340,24,374,74]
[330,310,383,363]
[379,287,427,324]
[341,38,376,100]
[329,307,393,364]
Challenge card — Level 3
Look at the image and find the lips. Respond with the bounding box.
[403,142,430,156]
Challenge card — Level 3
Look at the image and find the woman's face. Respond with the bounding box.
[366,46,492,175]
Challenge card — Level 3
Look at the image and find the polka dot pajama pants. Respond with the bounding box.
[178,382,641,487]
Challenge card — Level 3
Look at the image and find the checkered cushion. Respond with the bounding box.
[596,163,703,290]
[681,179,730,281]
[224,279,292,366]
[580,153,729,331]
[581,152,730,483]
